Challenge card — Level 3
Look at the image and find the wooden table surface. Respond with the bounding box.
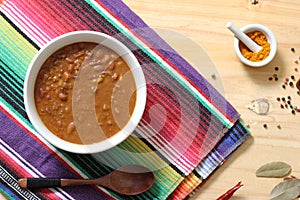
[1,0,300,199]
[122,0,300,199]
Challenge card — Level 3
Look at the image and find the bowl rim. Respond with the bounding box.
[233,23,277,67]
[23,30,147,154]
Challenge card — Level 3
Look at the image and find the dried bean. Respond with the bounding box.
[103,104,110,111]
[63,71,70,82]
[67,122,75,135]
[58,93,68,101]
[74,51,85,58]
[66,57,74,63]
[39,88,46,98]
[112,73,118,80]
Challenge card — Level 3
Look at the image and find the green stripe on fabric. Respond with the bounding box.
[85,0,231,128]
[238,119,251,134]
[0,188,14,200]
[0,67,23,98]
[0,16,37,79]
[0,16,37,128]
[0,100,35,133]
[0,86,24,111]
[103,136,183,197]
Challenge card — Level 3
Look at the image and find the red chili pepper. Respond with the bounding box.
[216,181,243,200]
[283,175,297,180]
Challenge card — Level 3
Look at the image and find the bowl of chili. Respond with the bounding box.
[24,31,147,154]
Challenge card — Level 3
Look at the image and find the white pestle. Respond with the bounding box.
[226,22,262,53]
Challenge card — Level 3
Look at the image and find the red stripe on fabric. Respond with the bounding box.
[0,106,114,199]
[3,2,48,45]
[95,0,235,124]
[0,106,79,176]
[0,148,62,200]
[11,0,71,40]
[141,89,217,169]
[13,0,67,38]
[10,0,52,40]
[167,174,199,200]
[0,148,32,178]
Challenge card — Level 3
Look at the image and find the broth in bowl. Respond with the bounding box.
[34,42,137,144]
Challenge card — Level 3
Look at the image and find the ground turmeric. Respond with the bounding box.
[239,31,270,62]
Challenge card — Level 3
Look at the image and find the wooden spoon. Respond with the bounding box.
[18,165,155,196]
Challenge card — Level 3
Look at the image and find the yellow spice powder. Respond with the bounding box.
[239,31,270,62]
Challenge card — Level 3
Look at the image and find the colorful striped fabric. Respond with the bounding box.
[0,0,250,199]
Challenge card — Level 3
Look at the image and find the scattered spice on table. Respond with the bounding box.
[239,31,270,62]
[291,47,295,53]
[216,181,243,200]
[277,125,281,129]
[296,78,300,90]
[211,73,217,80]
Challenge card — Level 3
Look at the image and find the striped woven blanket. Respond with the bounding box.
[0,0,250,199]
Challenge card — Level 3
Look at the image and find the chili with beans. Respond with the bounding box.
[34,42,137,144]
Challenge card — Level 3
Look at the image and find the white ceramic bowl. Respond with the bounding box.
[234,24,277,67]
[24,31,147,154]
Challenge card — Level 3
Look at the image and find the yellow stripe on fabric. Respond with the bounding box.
[171,172,202,199]
[120,135,180,179]
[119,135,168,167]
[0,16,37,78]
[117,135,184,193]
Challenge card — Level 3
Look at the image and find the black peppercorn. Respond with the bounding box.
[277,125,281,129]
[292,110,296,115]
[275,67,279,71]
[291,47,295,53]
[263,124,268,129]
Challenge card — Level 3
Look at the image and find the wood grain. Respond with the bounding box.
[1,0,300,199]
[122,0,300,199]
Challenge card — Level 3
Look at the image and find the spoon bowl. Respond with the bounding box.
[18,165,155,196]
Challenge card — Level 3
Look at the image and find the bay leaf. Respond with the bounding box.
[269,178,300,200]
[256,161,292,178]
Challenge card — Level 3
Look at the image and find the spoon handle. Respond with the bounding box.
[18,178,61,189]
[18,177,105,189]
